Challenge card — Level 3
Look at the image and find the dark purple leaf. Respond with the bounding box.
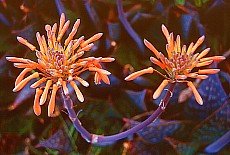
[36,125,72,153]
[186,73,228,118]
[116,0,145,53]
[125,89,147,111]
[126,119,181,143]
[8,80,35,110]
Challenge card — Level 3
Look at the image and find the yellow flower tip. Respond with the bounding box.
[198,69,220,75]
[197,48,210,60]
[125,67,154,81]
[187,81,203,105]
[13,72,39,92]
[153,80,169,99]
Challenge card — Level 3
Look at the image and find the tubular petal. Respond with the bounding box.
[15,68,33,86]
[62,81,69,95]
[58,13,65,35]
[161,24,170,38]
[196,60,213,67]
[144,39,160,58]
[150,56,166,69]
[187,81,203,105]
[30,77,47,88]
[196,75,208,79]
[89,67,111,75]
[40,80,52,105]
[79,43,94,52]
[17,36,36,51]
[198,69,220,74]
[190,35,205,54]
[75,77,89,87]
[197,48,210,60]
[153,80,169,99]
[13,72,39,92]
[200,56,226,62]
[57,20,70,42]
[33,88,43,116]
[100,58,115,62]
[70,81,84,102]
[175,74,187,80]
[13,63,36,68]
[94,72,101,85]
[98,73,110,84]
[125,67,154,81]
[80,33,103,47]
[48,84,58,117]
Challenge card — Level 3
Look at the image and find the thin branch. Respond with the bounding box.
[62,82,176,145]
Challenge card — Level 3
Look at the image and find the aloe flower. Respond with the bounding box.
[125,25,225,105]
[6,13,114,116]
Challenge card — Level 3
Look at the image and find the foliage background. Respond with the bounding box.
[0,0,230,154]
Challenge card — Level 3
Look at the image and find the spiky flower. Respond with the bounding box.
[6,13,114,116]
[125,25,225,105]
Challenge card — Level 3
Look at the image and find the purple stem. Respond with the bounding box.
[62,82,176,145]
[204,130,230,153]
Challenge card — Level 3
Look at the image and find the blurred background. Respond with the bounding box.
[0,0,230,154]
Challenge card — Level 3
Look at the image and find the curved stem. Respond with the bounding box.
[62,82,176,145]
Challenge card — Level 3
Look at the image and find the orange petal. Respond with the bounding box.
[13,63,36,68]
[161,24,170,39]
[200,56,226,62]
[175,74,187,80]
[153,80,169,99]
[198,69,220,74]
[150,56,166,69]
[94,72,101,85]
[74,77,89,87]
[13,72,39,92]
[196,75,208,79]
[190,35,205,55]
[186,42,194,55]
[62,81,69,95]
[33,88,43,116]
[64,19,80,46]
[89,67,111,75]
[6,57,30,63]
[15,68,33,86]
[58,13,65,35]
[48,84,58,117]
[185,73,198,78]
[70,81,84,102]
[97,73,110,85]
[30,77,47,88]
[144,39,160,58]
[80,33,103,47]
[197,48,210,60]
[78,43,94,52]
[17,36,36,51]
[196,60,213,67]
[187,81,203,105]
[40,80,52,105]
[100,57,115,62]
[57,20,70,42]
[125,67,154,81]
[36,32,45,53]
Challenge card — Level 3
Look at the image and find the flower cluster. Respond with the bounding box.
[125,25,225,105]
[7,13,114,116]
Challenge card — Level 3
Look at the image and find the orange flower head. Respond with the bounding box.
[6,13,114,117]
[125,25,225,105]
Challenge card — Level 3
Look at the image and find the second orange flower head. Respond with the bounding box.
[125,25,225,105]
[7,13,114,116]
